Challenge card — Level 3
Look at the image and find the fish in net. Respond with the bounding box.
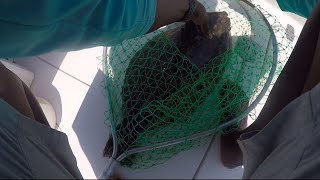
[102,0,293,170]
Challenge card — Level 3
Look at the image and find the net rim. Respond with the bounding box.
[100,0,279,177]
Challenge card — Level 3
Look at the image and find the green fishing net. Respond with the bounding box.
[103,0,293,169]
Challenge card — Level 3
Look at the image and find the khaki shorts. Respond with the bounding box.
[0,98,82,179]
[239,83,320,179]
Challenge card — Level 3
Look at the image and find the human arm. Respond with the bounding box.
[0,0,210,58]
[149,0,211,38]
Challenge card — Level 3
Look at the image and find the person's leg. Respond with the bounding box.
[0,62,49,127]
[22,83,50,126]
[303,33,320,92]
[220,0,320,168]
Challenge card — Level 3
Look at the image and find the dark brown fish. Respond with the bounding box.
[104,12,232,164]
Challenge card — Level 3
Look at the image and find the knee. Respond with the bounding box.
[0,63,22,96]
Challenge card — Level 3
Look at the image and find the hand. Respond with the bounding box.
[149,0,213,39]
[188,1,213,39]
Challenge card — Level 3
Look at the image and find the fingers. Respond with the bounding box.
[208,11,231,37]
[199,13,213,39]
[191,1,213,39]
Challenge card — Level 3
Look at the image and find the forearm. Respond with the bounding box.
[0,0,210,57]
[148,0,189,32]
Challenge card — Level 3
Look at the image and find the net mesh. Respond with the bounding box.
[103,0,293,169]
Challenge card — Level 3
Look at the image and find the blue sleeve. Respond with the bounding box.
[277,0,318,18]
[0,0,156,58]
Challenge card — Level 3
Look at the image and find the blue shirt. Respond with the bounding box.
[0,0,156,58]
[277,0,318,18]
